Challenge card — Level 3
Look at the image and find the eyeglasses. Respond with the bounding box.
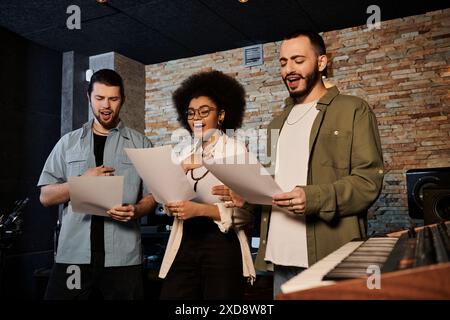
[186,106,216,120]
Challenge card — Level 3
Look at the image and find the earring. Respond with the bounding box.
[218,119,223,128]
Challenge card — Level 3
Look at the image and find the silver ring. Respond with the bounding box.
[289,199,292,206]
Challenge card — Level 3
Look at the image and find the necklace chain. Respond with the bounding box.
[189,168,210,192]
[286,102,316,126]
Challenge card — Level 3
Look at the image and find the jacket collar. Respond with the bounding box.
[80,119,128,139]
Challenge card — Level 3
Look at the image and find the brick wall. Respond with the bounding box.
[145,9,450,234]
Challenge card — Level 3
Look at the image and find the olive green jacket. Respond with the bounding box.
[255,86,384,271]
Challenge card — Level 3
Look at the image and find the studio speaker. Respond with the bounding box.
[423,188,450,225]
[406,167,450,219]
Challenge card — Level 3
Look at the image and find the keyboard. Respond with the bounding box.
[281,222,450,294]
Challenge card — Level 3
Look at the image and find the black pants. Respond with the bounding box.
[160,217,245,300]
[44,263,144,300]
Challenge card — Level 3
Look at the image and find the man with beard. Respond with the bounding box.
[38,69,155,299]
[253,31,385,297]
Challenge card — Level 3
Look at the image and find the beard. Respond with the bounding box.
[283,64,321,102]
[90,103,120,130]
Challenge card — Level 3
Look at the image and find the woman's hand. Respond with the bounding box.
[166,200,201,220]
[211,185,245,208]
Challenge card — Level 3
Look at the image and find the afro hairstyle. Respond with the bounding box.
[172,70,246,132]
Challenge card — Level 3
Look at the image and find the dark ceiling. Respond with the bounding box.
[0,0,448,65]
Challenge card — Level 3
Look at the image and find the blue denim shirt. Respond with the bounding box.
[37,120,152,267]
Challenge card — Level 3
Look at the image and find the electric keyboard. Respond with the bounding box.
[280,222,450,298]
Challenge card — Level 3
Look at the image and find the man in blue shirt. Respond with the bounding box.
[38,69,156,299]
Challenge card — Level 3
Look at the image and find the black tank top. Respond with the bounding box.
[91,133,107,267]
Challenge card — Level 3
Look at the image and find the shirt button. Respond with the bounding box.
[333,130,339,135]
[378,169,384,174]
[263,218,267,222]
[262,240,266,244]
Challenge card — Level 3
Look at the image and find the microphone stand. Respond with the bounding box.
[0,198,28,296]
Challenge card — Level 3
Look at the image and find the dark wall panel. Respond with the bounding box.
[0,26,61,299]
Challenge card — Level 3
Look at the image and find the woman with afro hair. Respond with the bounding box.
[158,70,256,299]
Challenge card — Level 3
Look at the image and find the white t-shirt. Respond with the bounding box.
[265,100,319,267]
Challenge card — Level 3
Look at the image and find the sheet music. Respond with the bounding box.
[125,145,196,204]
[204,151,283,205]
[68,176,123,216]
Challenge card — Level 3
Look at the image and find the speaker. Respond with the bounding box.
[406,167,450,219]
[423,188,450,225]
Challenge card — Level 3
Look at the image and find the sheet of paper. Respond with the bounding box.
[68,176,124,216]
[124,145,196,204]
[204,152,283,205]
